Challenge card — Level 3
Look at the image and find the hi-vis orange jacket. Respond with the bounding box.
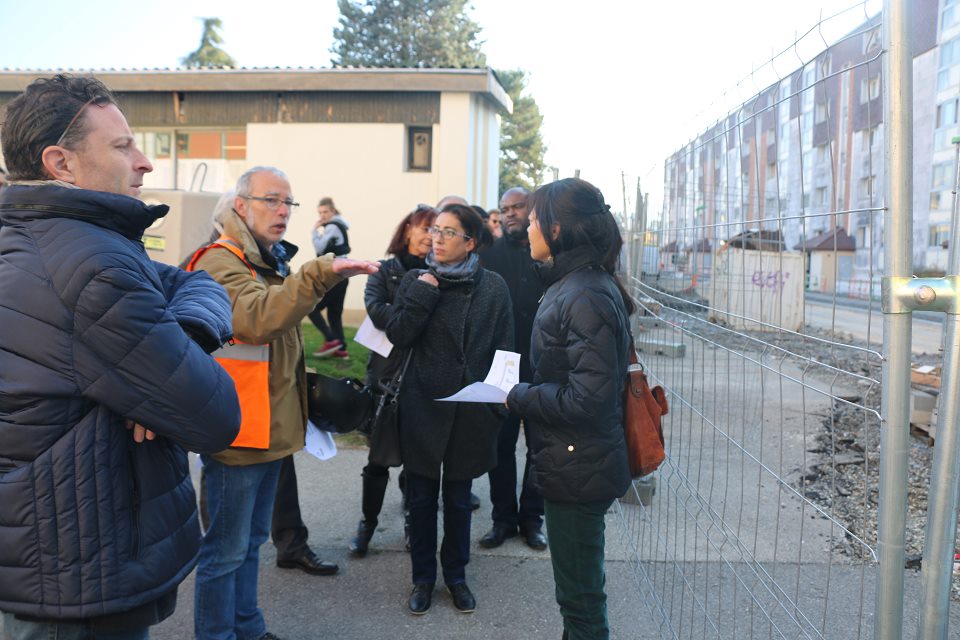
[187,211,343,466]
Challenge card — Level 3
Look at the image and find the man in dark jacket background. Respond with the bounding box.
[477,186,548,551]
[0,74,241,639]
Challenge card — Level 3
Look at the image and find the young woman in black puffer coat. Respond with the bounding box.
[506,178,634,640]
[348,204,436,557]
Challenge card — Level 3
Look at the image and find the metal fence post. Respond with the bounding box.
[876,0,913,638]
[916,143,960,638]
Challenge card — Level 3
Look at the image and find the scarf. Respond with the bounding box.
[425,251,480,280]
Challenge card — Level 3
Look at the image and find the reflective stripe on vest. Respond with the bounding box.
[187,236,272,450]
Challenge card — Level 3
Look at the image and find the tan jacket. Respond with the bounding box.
[193,210,342,466]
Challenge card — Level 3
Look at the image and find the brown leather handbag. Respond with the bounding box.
[624,343,668,478]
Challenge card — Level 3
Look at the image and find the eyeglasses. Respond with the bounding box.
[56,95,111,148]
[428,226,470,241]
[241,195,300,211]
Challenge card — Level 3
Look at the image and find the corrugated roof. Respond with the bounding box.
[795,227,856,252]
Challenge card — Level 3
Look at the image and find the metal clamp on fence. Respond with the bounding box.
[881,275,960,315]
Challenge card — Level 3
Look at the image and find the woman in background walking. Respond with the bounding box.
[506,178,633,640]
[310,197,352,358]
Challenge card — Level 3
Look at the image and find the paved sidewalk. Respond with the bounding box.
[152,443,655,640]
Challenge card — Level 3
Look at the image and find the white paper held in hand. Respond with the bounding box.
[354,316,394,358]
[436,350,520,403]
[305,420,337,460]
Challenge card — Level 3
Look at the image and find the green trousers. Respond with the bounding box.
[544,498,614,640]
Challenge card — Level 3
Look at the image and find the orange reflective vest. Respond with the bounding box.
[187,237,271,450]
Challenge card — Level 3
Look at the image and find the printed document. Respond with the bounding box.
[355,315,393,358]
[437,350,520,403]
[305,420,337,460]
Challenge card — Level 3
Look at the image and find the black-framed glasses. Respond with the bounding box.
[428,226,470,241]
[241,195,300,211]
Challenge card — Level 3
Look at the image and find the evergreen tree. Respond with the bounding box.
[331,0,485,68]
[182,18,237,68]
[497,69,546,193]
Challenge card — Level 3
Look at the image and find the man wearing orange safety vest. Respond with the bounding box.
[188,166,378,640]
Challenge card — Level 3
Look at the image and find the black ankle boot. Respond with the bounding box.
[349,519,377,556]
[349,469,390,556]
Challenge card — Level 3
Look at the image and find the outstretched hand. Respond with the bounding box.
[331,258,380,277]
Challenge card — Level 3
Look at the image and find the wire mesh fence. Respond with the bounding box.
[609,2,955,638]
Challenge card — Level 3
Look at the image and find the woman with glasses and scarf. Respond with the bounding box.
[347,204,437,557]
[385,203,514,616]
[505,178,633,640]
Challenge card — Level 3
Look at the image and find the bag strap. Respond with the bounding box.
[379,349,414,399]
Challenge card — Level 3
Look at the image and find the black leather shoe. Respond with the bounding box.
[447,582,476,613]
[478,524,517,549]
[522,527,548,551]
[276,549,339,575]
[469,491,481,510]
[408,583,434,615]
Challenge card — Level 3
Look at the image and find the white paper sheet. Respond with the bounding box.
[354,316,393,358]
[436,350,520,403]
[304,420,338,460]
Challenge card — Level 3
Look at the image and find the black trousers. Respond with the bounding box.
[308,279,349,345]
[271,454,309,560]
[487,414,544,530]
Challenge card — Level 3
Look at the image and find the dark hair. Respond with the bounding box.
[1,74,118,181]
[439,203,484,252]
[470,204,494,249]
[529,178,635,315]
[318,197,339,215]
[385,204,438,256]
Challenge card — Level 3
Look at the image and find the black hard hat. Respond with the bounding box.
[306,373,372,434]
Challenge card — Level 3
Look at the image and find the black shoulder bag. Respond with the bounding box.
[365,349,413,468]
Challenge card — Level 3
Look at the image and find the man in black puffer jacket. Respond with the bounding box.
[0,74,241,639]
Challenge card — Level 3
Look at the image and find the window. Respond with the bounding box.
[815,144,830,164]
[815,102,828,123]
[815,187,828,206]
[933,161,954,188]
[861,126,878,152]
[860,75,880,104]
[863,28,881,54]
[941,36,960,69]
[945,6,959,32]
[931,191,943,210]
[938,68,953,92]
[818,55,831,80]
[859,176,875,200]
[407,126,432,171]
[930,224,950,247]
[857,226,872,249]
[173,131,246,160]
[937,98,959,128]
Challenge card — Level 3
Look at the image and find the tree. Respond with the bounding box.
[181,17,236,68]
[331,0,485,68]
[497,69,546,194]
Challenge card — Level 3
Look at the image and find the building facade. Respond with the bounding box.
[662,0,949,294]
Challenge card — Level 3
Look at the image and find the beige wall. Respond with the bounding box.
[247,122,434,316]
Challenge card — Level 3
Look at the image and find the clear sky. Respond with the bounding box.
[0,0,880,215]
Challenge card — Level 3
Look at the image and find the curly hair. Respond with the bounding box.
[1,74,118,181]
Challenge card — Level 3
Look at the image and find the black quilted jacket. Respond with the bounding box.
[0,185,240,619]
[507,245,631,503]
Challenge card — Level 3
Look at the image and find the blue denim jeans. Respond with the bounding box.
[405,471,472,586]
[1,613,148,639]
[194,457,282,640]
